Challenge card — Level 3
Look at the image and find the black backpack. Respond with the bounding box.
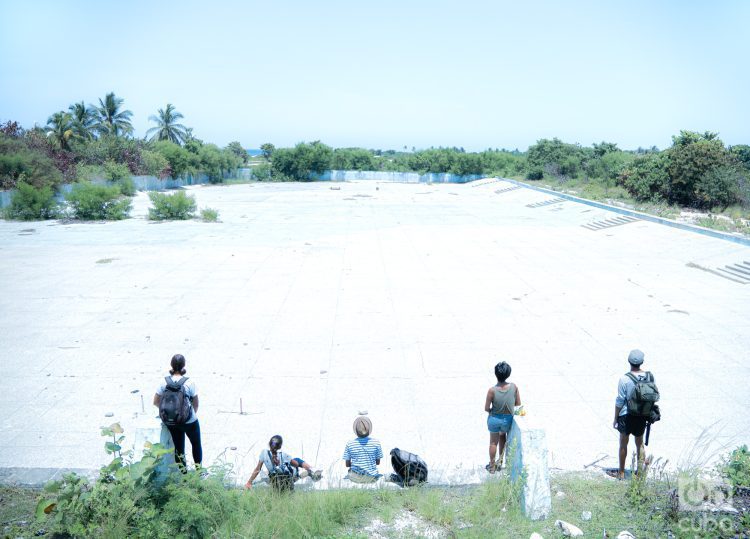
[159,376,192,426]
[266,451,296,492]
[390,448,428,486]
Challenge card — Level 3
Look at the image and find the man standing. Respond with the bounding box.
[613,349,656,479]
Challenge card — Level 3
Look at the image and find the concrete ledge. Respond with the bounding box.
[508,416,551,520]
[497,177,750,247]
[0,467,98,488]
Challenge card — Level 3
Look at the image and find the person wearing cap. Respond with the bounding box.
[343,416,383,483]
[245,435,322,490]
[613,349,653,479]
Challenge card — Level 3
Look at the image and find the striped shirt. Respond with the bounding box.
[343,437,383,476]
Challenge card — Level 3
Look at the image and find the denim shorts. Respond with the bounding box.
[487,413,513,433]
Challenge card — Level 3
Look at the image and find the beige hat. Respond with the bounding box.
[353,415,372,438]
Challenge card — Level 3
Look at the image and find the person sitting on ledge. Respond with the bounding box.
[343,416,383,483]
[484,361,521,473]
[245,435,322,491]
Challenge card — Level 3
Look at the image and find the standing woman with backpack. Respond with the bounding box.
[153,354,203,474]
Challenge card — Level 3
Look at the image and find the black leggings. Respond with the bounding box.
[166,420,203,471]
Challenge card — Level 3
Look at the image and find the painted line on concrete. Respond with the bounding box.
[495,177,750,248]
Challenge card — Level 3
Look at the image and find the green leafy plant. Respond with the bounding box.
[200,207,219,222]
[148,190,197,220]
[36,424,173,538]
[250,162,272,181]
[65,182,131,220]
[103,159,135,196]
[5,179,58,220]
[721,445,750,493]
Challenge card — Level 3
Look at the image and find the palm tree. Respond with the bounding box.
[93,92,134,137]
[46,111,74,150]
[68,101,95,140]
[146,103,188,144]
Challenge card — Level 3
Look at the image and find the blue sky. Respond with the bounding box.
[0,0,747,151]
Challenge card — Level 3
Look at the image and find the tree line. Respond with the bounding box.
[258,135,749,210]
[2,95,749,217]
[0,92,247,192]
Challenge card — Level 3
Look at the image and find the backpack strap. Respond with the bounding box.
[625,372,639,384]
[268,450,277,473]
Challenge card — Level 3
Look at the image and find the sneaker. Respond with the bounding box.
[485,462,497,474]
[311,470,323,481]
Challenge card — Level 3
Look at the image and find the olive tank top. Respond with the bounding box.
[490,383,516,415]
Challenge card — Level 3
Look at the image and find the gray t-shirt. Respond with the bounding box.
[156,375,198,423]
[615,371,654,416]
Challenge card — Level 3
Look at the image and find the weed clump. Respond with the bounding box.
[5,180,58,220]
[200,207,219,222]
[65,182,131,220]
[148,190,196,220]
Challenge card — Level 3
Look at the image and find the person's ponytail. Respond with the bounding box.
[170,354,187,375]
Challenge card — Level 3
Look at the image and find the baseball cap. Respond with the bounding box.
[628,349,645,365]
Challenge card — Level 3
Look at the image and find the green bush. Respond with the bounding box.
[141,149,170,177]
[526,168,544,180]
[65,182,131,220]
[151,140,198,178]
[200,207,219,222]
[148,190,196,220]
[250,162,272,181]
[527,138,585,180]
[271,141,333,181]
[667,131,733,208]
[618,153,670,202]
[75,164,103,182]
[102,160,135,196]
[5,180,58,220]
[694,166,741,209]
[0,133,62,189]
[722,445,750,493]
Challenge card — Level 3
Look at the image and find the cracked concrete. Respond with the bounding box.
[0,180,748,486]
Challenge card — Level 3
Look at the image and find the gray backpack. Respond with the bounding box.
[626,372,659,417]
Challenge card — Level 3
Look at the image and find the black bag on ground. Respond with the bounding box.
[158,376,192,426]
[390,448,428,486]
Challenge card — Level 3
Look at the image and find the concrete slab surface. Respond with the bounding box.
[1,180,748,486]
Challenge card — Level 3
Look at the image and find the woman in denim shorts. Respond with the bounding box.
[484,361,521,473]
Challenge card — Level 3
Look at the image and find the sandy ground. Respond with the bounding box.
[0,180,748,486]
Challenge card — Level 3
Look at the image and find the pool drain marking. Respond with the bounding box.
[526,197,566,208]
[687,261,750,284]
[494,186,522,194]
[581,215,639,231]
[715,261,750,284]
[471,178,502,187]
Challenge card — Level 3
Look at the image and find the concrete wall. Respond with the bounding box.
[0,190,11,208]
[315,170,482,183]
[508,416,551,520]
